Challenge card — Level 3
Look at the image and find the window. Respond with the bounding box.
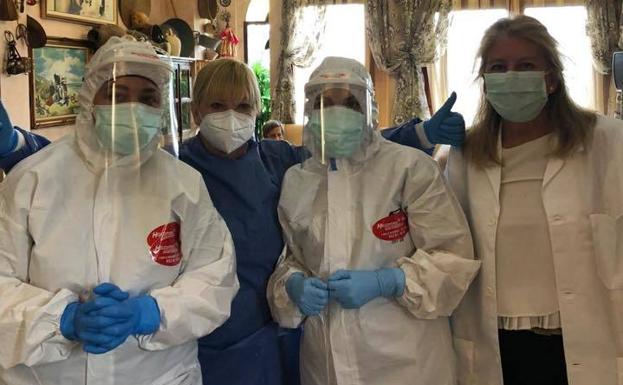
[446,9,508,126]
[445,6,595,126]
[524,6,594,110]
[245,0,270,69]
[293,4,366,124]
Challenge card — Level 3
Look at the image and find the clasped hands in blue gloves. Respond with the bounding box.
[0,101,17,156]
[423,92,466,147]
[60,283,161,354]
[286,268,406,313]
[328,268,405,309]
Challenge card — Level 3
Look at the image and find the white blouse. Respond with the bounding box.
[496,134,561,331]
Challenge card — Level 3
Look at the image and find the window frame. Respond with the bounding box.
[244,16,270,65]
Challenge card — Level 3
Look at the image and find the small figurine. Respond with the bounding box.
[218,12,238,58]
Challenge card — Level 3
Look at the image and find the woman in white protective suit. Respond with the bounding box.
[0,37,239,385]
[267,56,481,385]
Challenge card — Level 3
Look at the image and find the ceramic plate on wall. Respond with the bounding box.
[161,18,195,57]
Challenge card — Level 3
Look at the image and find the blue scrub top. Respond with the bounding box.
[0,128,50,172]
[181,137,303,385]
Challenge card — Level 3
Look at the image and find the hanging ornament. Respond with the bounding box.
[5,30,31,75]
[218,10,238,58]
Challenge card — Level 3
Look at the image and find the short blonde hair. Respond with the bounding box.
[466,15,596,167]
[192,58,261,116]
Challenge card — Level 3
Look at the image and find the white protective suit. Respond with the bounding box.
[447,115,623,385]
[0,37,239,385]
[267,57,480,385]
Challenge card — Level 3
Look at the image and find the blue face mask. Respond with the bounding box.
[94,103,162,155]
[308,106,365,158]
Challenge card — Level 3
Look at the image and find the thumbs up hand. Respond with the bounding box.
[422,92,466,147]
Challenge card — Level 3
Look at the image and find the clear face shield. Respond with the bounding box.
[302,83,374,164]
[91,59,178,162]
[84,57,181,286]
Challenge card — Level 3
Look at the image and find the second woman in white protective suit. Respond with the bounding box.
[267,56,480,385]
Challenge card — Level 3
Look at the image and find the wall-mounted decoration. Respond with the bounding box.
[218,11,238,58]
[5,30,32,75]
[0,0,18,20]
[43,0,117,26]
[161,18,195,57]
[119,0,150,29]
[26,15,47,48]
[29,38,90,128]
[198,0,218,20]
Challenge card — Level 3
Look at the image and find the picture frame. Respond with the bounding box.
[29,38,91,129]
[43,0,118,26]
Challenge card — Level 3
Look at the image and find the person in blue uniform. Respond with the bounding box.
[0,103,49,173]
[0,57,464,385]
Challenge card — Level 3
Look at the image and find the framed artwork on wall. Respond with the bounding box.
[43,0,118,26]
[29,38,91,129]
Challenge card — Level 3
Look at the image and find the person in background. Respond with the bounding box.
[262,119,286,141]
[446,15,623,385]
[267,56,480,385]
[0,37,238,385]
[0,55,465,385]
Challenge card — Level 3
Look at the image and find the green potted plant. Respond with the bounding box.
[251,61,271,139]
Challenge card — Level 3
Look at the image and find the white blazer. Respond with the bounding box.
[446,115,623,385]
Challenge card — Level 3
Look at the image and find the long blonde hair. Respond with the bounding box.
[192,58,261,119]
[466,15,596,167]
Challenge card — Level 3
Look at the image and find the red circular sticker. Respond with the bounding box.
[147,222,182,266]
[372,210,409,241]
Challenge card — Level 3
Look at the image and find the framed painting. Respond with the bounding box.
[43,0,117,26]
[29,38,91,129]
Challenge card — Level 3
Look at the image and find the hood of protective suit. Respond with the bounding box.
[302,56,379,167]
[74,36,173,169]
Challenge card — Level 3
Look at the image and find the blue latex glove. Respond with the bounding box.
[92,282,130,302]
[60,296,129,343]
[0,101,17,156]
[422,92,466,146]
[285,272,329,316]
[328,268,406,309]
[80,294,161,354]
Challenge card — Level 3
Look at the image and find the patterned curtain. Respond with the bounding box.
[271,2,328,123]
[366,0,452,124]
[452,0,583,10]
[586,0,623,74]
[451,0,506,9]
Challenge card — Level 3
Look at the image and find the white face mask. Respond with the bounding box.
[199,110,255,154]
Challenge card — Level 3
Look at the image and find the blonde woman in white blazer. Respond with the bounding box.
[446,15,623,385]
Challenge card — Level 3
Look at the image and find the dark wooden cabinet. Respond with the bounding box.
[170,57,195,142]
